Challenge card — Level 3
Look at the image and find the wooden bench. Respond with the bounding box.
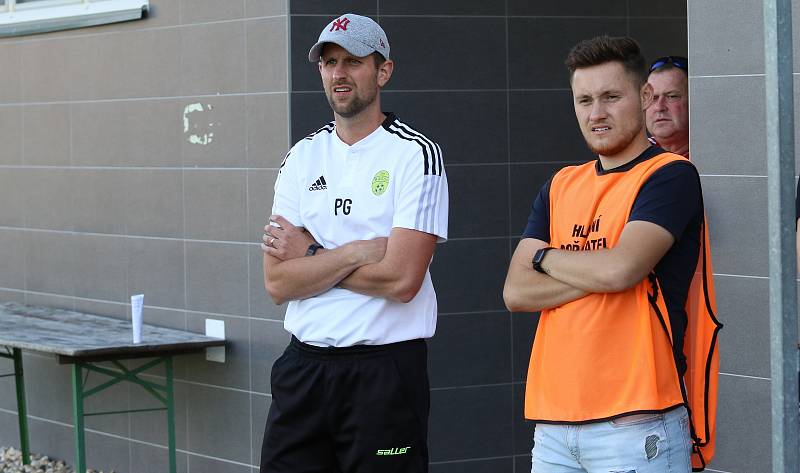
[0,302,226,473]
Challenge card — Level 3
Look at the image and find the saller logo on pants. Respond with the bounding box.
[376,447,411,456]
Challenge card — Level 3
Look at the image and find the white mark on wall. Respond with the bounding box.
[183,103,217,145]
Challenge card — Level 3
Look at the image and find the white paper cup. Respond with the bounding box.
[131,294,144,344]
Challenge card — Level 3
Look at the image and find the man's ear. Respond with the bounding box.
[641,81,654,110]
[377,59,394,88]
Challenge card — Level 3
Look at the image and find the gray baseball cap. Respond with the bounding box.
[308,13,390,63]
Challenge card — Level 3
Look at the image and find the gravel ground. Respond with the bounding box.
[0,447,114,473]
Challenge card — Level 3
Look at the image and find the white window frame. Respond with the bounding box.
[0,0,149,37]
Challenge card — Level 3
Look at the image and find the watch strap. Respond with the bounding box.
[305,243,324,256]
[532,247,553,274]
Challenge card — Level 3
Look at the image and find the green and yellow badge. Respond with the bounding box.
[371,170,390,196]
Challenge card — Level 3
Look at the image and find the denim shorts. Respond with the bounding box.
[531,406,692,473]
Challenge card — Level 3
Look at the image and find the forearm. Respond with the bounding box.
[540,221,676,293]
[264,245,363,304]
[338,228,436,303]
[539,248,624,293]
[338,261,421,303]
[503,262,587,312]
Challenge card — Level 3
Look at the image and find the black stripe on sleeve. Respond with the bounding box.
[394,120,442,176]
[385,124,431,175]
[303,122,335,140]
[279,151,291,169]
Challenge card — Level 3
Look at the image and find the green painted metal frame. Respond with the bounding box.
[71,356,177,473]
[0,347,30,466]
[1,347,177,473]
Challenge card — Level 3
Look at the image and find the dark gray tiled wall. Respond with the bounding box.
[290,2,688,471]
[0,1,289,472]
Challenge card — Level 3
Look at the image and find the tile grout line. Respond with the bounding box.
[691,73,766,79]
[1,282,508,319]
[699,174,767,178]
[713,273,770,280]
[0,162,591,169]
[0,286,288,322]
[0,158,602,171]
[122,135,133,473]
[0,14,288,46]
[0,225,262,245]
[430,381,526,392]
[503,4,518,468]
[430,454,518,465]
[0,87,595,109]
[0,165,284,170]
[179,9,191,449]
[0,90,287,108]
[0,225,528,244]
[0,407,259,470]
[2,334,525,394]
[245,173,255,470]
[243,10,254,467]
[20,81,28,305]
[719,372,770,381]
[294,87,572,93]
[291,13,686,19]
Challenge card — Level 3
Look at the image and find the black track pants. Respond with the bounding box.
[260,336,430,473]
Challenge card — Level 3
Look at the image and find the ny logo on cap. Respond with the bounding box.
[330,17,350,32]
[379,39,385,48]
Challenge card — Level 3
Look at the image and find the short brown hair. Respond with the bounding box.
[371,51,387,70]
[565,35,647,87]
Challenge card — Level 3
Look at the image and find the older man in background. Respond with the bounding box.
[646,55,690,158]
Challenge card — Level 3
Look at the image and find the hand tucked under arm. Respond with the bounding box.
[338,227,437,303]
[503,238,588,312]
[261,215,317,261]
[539,220,675,293]
[261,215,387,304]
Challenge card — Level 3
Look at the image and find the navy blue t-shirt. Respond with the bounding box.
[522,147,702,375]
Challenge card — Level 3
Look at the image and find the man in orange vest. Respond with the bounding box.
[504,36,720,472]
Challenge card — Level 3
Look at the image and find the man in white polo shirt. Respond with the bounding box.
[258,13,448,473]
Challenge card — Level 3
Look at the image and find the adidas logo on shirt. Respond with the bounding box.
[309,175,327,191]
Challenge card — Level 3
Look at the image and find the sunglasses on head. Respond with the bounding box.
[649,56,688,72]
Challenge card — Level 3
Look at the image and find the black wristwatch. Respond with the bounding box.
[532,247,553,274]
[305,243,324,256]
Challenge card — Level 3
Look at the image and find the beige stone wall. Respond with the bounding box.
[0,2,289,472]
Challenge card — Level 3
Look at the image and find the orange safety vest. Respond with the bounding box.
[524,152,722,471]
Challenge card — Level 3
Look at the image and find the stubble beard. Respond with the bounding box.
[326,82,378,119]
[584,117,643,157]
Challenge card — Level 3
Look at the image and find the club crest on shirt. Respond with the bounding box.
[371,170,390,196]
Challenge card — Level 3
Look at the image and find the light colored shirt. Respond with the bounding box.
[272,113,449,347]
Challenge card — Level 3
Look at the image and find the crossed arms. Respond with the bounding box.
[262,215,437,305]
[503,220,675,312]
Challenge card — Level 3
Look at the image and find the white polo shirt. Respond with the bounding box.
[271,113,449,347]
